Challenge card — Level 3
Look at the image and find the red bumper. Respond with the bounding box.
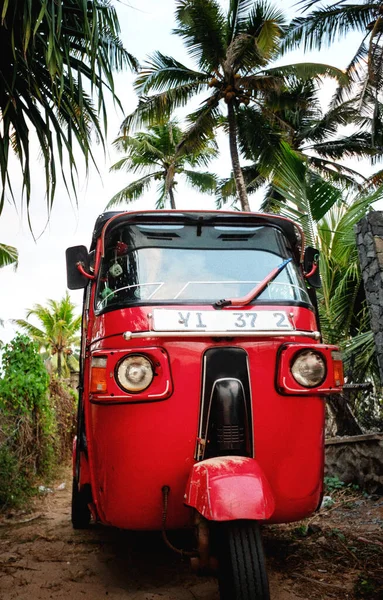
[184,456,275,521]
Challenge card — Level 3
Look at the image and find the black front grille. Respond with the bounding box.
[198,348,253,460]
[217,425,245,450]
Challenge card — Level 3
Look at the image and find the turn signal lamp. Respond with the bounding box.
[90,356,107,393]
[331,351,344,387]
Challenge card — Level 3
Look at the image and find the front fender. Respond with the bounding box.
[184,456,275,521]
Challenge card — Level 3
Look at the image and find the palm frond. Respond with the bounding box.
[306,156,364,190]
[330,35,370,106]
[245,2,287,62]
[174,0,227,71]
[265,62,348,85]
[270,142,344,244]
[305,132,383,161]
[177,102,221,156]
[155,181,169,209]
[227,0,254,41]
[343,330,379,384]
[122,82,207,132]
[185,144,219,168]
[12,320,48,345]
[236,105,284,168]
[217,164,266,208]
[302,100,361,143]
[0,0,136,213]
[0,243,18,270]
[135,52,207,95]
[106,174,159,208]
[284,4,377,53]
[183,170,218,193]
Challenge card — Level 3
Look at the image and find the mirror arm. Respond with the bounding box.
[77,262,95,281]
[303,258,319,279]
[304,262,318,279]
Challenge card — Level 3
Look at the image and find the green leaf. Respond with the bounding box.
[265,62,348,86]
[0,243,18,269]
[106,174,159,208]
[0,0,137,219]
[174,0,227,71]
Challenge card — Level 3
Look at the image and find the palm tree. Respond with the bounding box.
[0,244,18,269]
[285,1,383,145]
[268,143,383,433]
[0,0,138,213]
[123,0,345,211]
[108,119,218,209]
[218,76,382,208]
[13,293,81,378]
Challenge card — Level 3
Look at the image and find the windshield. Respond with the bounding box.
[95,223,310,312]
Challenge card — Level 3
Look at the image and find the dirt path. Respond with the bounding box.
[0,468,382,600]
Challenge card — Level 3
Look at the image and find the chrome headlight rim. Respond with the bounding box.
[290,349,327,388]
[115,353,154,393]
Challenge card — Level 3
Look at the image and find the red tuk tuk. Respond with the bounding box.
[66,210,343,599]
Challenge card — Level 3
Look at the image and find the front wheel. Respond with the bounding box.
[71,478,91,529]
[216,520,270,600]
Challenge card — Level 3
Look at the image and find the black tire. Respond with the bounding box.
[216,520,270,600]
[71,478,91,529]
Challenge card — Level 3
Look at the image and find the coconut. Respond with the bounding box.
[224,91,236,103]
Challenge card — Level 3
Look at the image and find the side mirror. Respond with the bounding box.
[303,247,321,289]
[66,245,93,290]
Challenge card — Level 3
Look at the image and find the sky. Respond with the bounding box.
[0,0,371,346]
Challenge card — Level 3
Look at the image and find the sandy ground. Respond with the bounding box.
[0,468,382,600]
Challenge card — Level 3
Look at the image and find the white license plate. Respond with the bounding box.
[152,309,293,332]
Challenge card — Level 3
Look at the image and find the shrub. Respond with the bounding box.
[0,334,53,508]
[49,378,77,463]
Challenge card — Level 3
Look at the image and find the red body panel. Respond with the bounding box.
[80,304,327,529]
[184,457,275,521]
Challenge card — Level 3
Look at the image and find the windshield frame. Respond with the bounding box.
[94,218,311,315]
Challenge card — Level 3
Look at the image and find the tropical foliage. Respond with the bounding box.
[0,0,137,213]
[123,0,345,210]
[0,243,18,269]
[108,119,218,209]
[217,76,380,208]
[269,143,383,430]
[269,144,376,340]
[13,294,81,378]
[0,334,51,507]
[286,1,383,158]
[0,334,76,508]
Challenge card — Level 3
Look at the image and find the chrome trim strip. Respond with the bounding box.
[123,330,321,340]
[245,354,255,459]
[198,354,208,443]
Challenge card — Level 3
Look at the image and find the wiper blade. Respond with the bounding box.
[214,258,293,309]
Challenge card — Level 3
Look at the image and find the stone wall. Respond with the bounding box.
[356,212,383,383]
[325,433,383,493]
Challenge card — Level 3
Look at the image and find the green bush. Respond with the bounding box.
[0,443,33,508]
[0,334,54,508]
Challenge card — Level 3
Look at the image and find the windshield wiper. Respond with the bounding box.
[214,258,293,309]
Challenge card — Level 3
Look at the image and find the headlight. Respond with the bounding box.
[116,354,154,393]
[291,350,326,388]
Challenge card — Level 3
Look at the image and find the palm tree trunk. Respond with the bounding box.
[168,186,176,209]
[227,102,250,212]
[57,351,62,378]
